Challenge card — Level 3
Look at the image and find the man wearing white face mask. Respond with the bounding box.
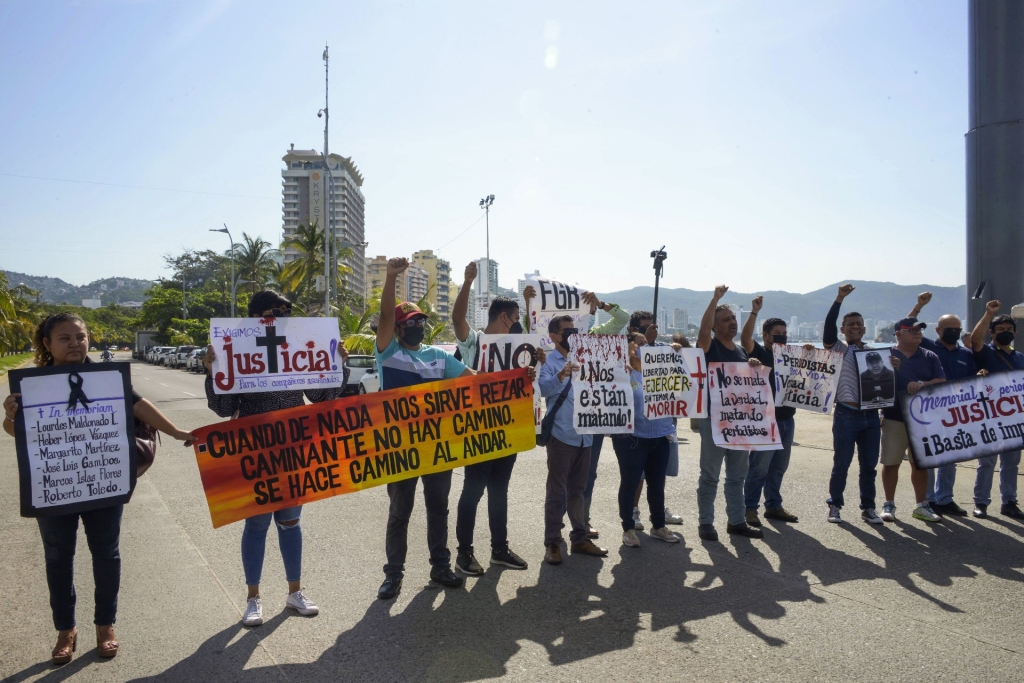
[969,300,1024,521]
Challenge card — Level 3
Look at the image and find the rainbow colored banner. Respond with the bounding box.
[192,369,535,527]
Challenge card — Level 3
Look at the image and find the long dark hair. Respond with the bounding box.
[33,313,87,367]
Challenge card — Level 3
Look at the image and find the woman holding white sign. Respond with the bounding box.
[202,291,348,627]
[3,313,196,664]
[611,340,682,548]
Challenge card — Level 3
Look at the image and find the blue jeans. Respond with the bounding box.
[697,419,749,526]
[612,435,669,531]
[827,405,880,510]
[582,434,604,521]
[241,506,303,586]
[928,464,959,505]
[37,504,123,631]
[456,454,517,554]
[974,450,1021,506]
[744,416,795,511]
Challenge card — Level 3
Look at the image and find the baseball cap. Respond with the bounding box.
[395,302,428,324]
[894,317,927,332]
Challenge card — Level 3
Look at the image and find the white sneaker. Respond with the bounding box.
[664,507,683,525]
[242,597,263,626]
[632,507,644,531]
[286,589,319,616]
[881,502,897,522]
[827,505,842,523]
[861,508,884,525]
[650,526,680,544]
[622,529,640,547]
[912,503,942,523]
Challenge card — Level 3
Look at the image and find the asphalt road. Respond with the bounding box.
[2,352,1024,682]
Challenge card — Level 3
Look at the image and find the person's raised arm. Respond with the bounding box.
[377,257,408,353]
[971,300,1000,352]
[697,285,728,352]
[823,283,854,349]
[740,296,762,353]
[522,285,536,332]
[133,399,196,444]
[452,261,477,342]
[908,291,932,319]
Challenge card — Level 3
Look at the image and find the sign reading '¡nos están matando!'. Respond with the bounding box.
[192,369,535,528]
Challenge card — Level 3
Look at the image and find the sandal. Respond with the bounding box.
[52,628,77,665]
[96,625,118,659]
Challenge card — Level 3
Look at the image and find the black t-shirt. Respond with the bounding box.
[749,342,796,421]
[705,337,748,363]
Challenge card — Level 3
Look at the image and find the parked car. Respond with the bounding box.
[147,346,169,364]
[169,345,198,369]
[358,364,380,394]
[156,347,177,366]
[344,355,376,395]
[187,348,207,373]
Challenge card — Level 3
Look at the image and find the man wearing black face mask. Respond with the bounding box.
[740,297,800,527]
[450,262,540,575]
[969,300,1024,520]
[375,258,477,600]
[907,292,978,516]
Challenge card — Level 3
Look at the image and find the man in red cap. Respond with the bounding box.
[374,257,477,600]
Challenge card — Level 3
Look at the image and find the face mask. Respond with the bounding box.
[402,327,425,346]
[772,334,787,346]
[557,328,577,350]
[996,330,1015,346]
[508,321,523,334]
[941,328,961,344]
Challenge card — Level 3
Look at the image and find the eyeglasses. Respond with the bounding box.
[257,307,291,318]
[402,318,426,328]
[557,327,579,336]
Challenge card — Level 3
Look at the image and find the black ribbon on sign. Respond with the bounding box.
[66,372,92,411]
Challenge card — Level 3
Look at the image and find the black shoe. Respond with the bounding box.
[932,501,968,517]
[491,547,528,570]
[429,566,464,588]
[1001,501,1024,520]
[455,552,484,576]
[973,504,988,519]
[697,524,719,542]
[727,522,764,539]
[377,576,402,600]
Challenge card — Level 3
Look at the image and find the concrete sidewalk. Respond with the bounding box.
[2,363,1024,682]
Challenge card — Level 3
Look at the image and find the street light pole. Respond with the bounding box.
[319,44,331,316]
[210,225,236,317]
[479,194,495,306]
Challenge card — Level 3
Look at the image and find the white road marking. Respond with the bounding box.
[182,391,197,397]
[159,383,169,387]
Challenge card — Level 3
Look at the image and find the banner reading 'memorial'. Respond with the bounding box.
[903,371,1024,469]
[192,369,534,527]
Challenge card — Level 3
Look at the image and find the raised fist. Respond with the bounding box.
[986,300,1002,314]
[387,257,409,276]
[751,296,763,314]
[837,284,855,300]
[713,285,729,300]
[464,261,478,282]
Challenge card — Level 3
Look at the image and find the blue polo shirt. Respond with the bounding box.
[884,346,945,422]
[920,337,978,381]
[375,338,466,390]
[538,349,592,448]
[974,342,1024,374]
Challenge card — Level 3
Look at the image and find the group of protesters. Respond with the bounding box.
[4,260,1023,666]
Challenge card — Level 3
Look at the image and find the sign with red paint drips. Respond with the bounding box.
[568,334,633,434]
[208,317,344,395]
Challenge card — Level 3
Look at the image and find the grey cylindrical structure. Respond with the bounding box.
[967,1,1024,334]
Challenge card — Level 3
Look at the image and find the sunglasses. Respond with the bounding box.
[557,327,579,336]
[402,318,426,327]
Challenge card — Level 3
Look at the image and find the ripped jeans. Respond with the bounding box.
[241,506,303,585]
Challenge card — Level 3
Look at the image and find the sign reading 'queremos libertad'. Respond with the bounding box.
[9,363,137,517]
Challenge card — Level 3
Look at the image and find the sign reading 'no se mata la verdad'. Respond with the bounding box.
[902,370,1024,469]
[209,317,346,395]
[708,362,779,450]
[192,369,535,527]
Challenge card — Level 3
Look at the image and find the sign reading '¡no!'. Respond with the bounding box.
[209,317,346,395]
[191,369,535,527]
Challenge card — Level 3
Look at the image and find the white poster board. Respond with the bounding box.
[569,334,632,434]
[477,333,545,433]
[640,346,709,419]
[209,317,346,394]
[772,344,845,414]
[10,364,137,517]
[903,371,1024,469]
[526,275,592,348]
[708,362,780,450]
[854,349,896,410]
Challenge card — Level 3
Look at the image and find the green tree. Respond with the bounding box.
[233,233,279,297]
[0,272,40,353]
[280,220,353,315]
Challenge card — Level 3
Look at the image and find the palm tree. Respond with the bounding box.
[0,273,40,354]
[280,220,353,315]
[233,233,279,297]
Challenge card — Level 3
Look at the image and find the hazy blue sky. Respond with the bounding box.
[0,0,967,294]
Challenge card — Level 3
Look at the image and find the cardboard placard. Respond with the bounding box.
[477,333,544,433]
[903,371,1024,469]
[772,344,845,414]
[9,363,137,517]
[568,334,632,434]
[192,369,535,527]
[525,275,592,348]
[209,316,345,394]
[708,362,780,450]
[854,349,896,409]
[640,346,709,418]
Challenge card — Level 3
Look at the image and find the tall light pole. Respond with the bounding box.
[210,224,235,317]
[318,44,331,316]
[479,194,494,305]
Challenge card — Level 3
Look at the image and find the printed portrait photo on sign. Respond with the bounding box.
[854,349,896,409]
